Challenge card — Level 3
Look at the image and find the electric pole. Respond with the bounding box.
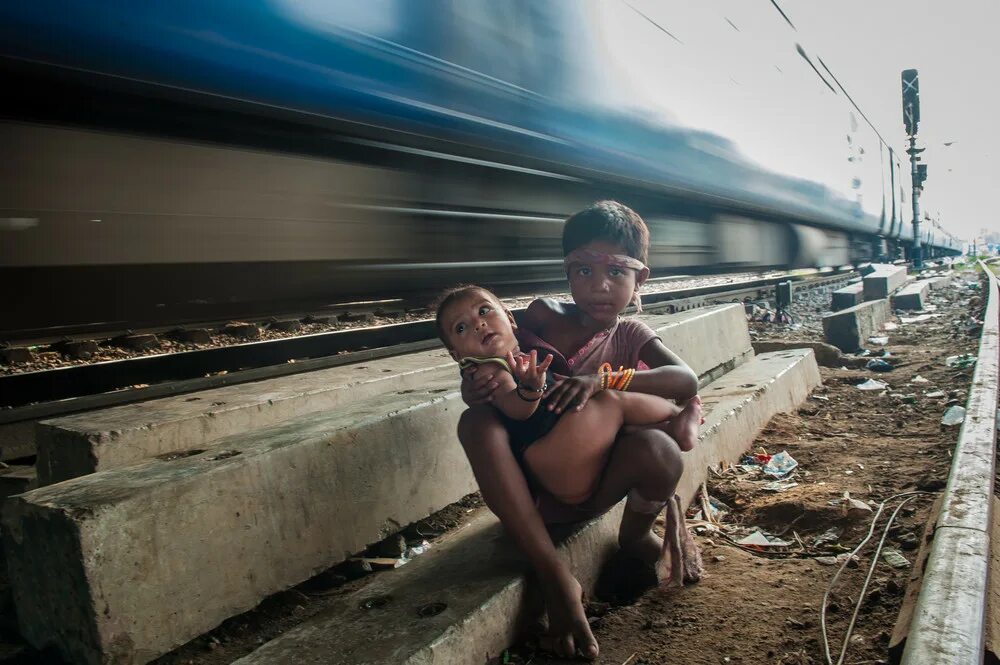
[902,69,927,269]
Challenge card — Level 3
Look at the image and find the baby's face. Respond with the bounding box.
[441,292,517,360]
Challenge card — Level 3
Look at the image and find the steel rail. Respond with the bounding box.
[901,260,999,664]
[0,270,853,415]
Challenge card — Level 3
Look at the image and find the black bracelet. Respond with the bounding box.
[516,383,546,401]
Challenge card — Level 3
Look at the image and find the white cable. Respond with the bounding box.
[820,491,934,665]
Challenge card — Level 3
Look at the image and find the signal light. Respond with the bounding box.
[902,69,920,135]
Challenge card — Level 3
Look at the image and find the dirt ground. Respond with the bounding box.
[510,271,983,665]
[0,270,981,665]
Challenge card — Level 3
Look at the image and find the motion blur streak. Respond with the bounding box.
[0,1,959,335]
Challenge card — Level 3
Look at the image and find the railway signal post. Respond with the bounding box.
[902,68,926,269]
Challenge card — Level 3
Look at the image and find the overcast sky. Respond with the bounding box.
[614,0,996,242]
[787,0,998,241]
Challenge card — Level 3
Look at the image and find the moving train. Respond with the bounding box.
[0,1,960,336]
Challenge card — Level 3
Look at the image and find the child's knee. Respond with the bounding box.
[626,430,683,487]
[457,405,506,446]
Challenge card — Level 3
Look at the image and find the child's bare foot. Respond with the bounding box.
[537,566,600,660]
[656,496,704,587]
[621,529,662,566]
[667,396,702,452]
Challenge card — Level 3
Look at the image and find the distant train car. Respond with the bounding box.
[0,1,959,336]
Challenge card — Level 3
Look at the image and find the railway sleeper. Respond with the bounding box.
[35,305,752,485]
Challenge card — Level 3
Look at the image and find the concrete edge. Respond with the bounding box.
[901,261,998,664]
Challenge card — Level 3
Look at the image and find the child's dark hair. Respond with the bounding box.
[562,201,650,264]
[433,284,496,347]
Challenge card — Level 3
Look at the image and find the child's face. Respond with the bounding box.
[441,291,517,360]
[565,239,648,325]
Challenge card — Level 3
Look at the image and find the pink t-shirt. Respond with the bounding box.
[516,318,659,377]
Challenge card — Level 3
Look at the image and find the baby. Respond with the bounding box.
[436,285,684,505]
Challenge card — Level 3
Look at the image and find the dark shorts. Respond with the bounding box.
[534,491,608,525]
[498,368,561,464]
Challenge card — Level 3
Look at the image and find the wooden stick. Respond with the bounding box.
[700,481,714,524]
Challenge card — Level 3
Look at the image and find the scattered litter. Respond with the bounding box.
[830,494,873,517]
[845,498,873,515]
[737,531,792,548]
[351,557,406,570]
[945,354,977,369]
[763,451,798,478]
[941,405,966,426]
[814,556,839,566]
[811,394,830,402]
[865,359,893,372]
[867,336,889,345]
[405,540,432,558]
[883,322,899,331]
[856,379,888,391]
[762,480,798,492]
[900,314,938,324]
[691,494,730,522]
[910,375,930,384]
[881,549,910,569]
[813,528,841,547]
[925,391,946,399]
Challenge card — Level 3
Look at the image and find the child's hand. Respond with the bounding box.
[460,365,500,406]
[506,350,553,392]
[544,373,601,414]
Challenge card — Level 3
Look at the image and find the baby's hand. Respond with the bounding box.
[506,350,553,392]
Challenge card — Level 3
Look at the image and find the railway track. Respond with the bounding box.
[895,260,999,663]
[0,269,853,423]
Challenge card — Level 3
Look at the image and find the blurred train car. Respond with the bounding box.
[0,1,960,336]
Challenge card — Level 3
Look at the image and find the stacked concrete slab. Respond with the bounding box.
[4,304,820,664]
[926,273,955,291]
[821,299,891,352]
[233,349,820,665]
[36,306,754,485]
[892,279,932,310]
[863,265,908,301]
[831,282,864,311]
[35,348,457,484]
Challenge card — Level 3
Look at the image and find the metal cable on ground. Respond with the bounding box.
[820,491,935,665]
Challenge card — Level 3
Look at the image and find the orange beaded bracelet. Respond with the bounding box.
[597,363,635,392]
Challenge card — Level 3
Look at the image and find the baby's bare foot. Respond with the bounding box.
[668,396,702,452]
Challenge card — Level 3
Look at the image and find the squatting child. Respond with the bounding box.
[455,201,704,660]
[436,285,686,506]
